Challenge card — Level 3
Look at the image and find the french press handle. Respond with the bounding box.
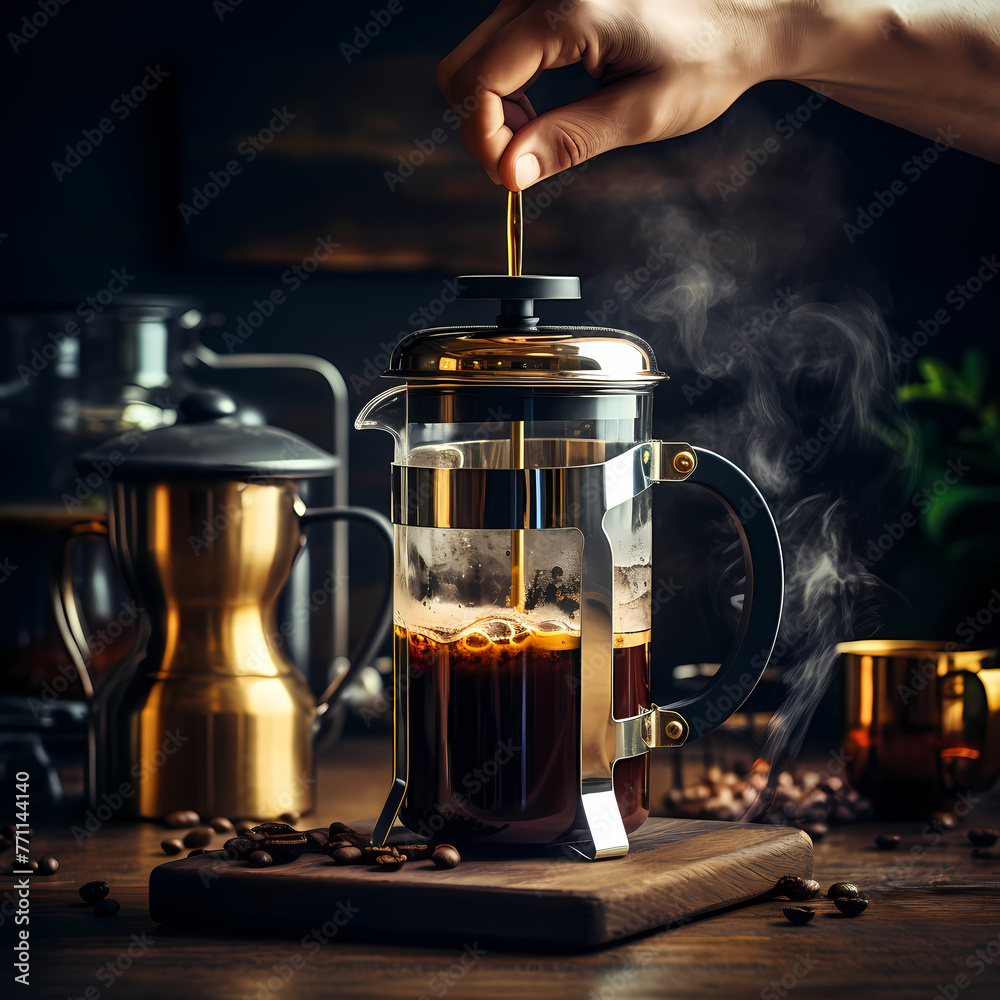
[653,445,784,739]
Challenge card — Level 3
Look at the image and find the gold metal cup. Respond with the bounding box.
[837,640,1000,813]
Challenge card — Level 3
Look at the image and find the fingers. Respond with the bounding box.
[437,0,534,106]
[498,71,673,189]
[447,7,586,183]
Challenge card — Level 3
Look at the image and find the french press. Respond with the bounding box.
[359,275,784,860]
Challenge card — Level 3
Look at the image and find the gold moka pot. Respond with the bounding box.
[53,390,392,819]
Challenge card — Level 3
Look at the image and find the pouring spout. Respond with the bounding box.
[355,386,405,463]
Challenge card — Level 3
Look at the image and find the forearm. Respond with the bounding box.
[783,0,1000,160]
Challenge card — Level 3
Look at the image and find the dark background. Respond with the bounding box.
[3,0,999,739]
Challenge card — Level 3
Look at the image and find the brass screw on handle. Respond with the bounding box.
[664,720,684,740]
[673,451,695,475]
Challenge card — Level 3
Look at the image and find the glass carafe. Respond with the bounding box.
[359,276,785,859]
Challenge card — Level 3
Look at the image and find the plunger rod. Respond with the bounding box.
[509,420,526,612]
[507,189,522,278]
[506,189,526,612]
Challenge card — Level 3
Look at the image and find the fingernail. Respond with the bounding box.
[514,153,540,190]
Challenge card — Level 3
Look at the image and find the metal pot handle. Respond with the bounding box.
[299,506,394,737]
[49,519,110,701]
[652,445,784,740]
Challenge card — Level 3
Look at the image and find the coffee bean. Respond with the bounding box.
[222,837,255,860]
[256,833,308,863]
[37,856,59,876]
[834,896,869,916]
[827,882,860,900]
[94,898,120,918]
[930,811,956,831]
[782,906,815,925]
[304,830,330,852]
[331,846,363,865]
[278,811,301,826]
[772,876,820,900]
[183,827,213,848]
[251,822,297,836]
[27,860,38,873]
[375,853,406,871]
[968,829,999,848]
[249,851,273,868]
[161,839,184,856]
[209,817,234,834]
[187,849,207,858]
[164,811,200,829]
[432,845,461,870]
[79,881,110,904]
[874,834,901,851]
[360,845,396,862]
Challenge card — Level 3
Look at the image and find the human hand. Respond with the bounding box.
[437,0,805,189]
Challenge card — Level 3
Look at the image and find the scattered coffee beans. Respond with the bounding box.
[183,827,214,848]
[375,853,406,871]
[968,829,999,848]
[79,881,110,904]
[249,851,273,868]
[833,896,869,916]
[782,906,815,925]
[37,856,59,876]
[187,849,207,858]
[209,817,234,833]
[827,882,860,900]
[94,898,120,918]
[432,845,461,870]
[874,834,901,850]
[161,839,184,856]
[664,764,873,829]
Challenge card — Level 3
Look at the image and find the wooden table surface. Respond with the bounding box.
[8,736,1000,1000]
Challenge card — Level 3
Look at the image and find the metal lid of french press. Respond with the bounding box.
[388,274,666,387]
[76,389,338,479]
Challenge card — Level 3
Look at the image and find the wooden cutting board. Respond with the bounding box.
[149,818,812,949]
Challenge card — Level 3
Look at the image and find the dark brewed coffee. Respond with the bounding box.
[397,622,650,845]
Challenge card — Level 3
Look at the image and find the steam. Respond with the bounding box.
[579,108,913,799]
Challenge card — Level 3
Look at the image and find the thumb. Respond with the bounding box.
[498,72,672,190]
